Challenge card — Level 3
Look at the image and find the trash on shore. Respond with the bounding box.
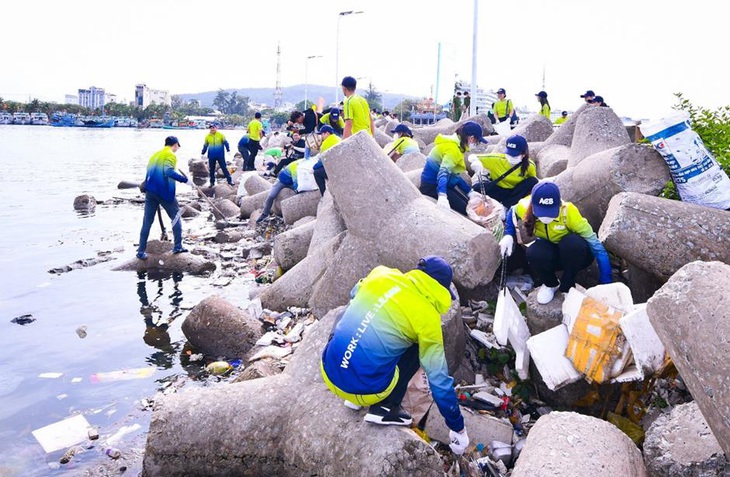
[32,414,93,453]
[90,367,156,383]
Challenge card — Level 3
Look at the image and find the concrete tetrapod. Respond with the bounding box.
[568,106,631,168]
[273,220,316,271]
[308,131,500,317]
[554,144,670,230]
[646,261,730,456]
[143,307,446,477]
[511,411,647,477]
[599,192,730,281]
[542,103,591,148]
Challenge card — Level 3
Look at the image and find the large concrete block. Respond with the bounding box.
[211,198,240,219]
[646,261,730,456]
[535,144,570,178]
[643,401,728,476]
[239,188,296,219]
[395,151,426,172]
[599,193,730,281]
[243,173,272,196]
[373,128,392,147]
[512,411,647,476]
[554,144,671,230]
[181,296,263,359]
[412,114,494,146]
[112,240,216,275]
[510,114,555,142]
[144,307,446,477]
[543,103,591,148]
[280,190,321,225]
[308,191,346,254]
[273,220,316,271]
[405,169,421,189]
[569,107,631,167]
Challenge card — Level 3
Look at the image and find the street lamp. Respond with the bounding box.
[304,55,322,110]
[335,10,363,104]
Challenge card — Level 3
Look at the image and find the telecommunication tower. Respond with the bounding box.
[274,42,283,108]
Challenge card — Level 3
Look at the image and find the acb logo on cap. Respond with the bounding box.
[539,198,554,205]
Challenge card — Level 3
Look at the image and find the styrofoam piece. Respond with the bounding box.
[562,288,586,332]
[473,391,504,407]
[32,414,91,453]
[619,304,666,377]
[584,282,634,314]
[612,364,644,383]
[470,329,499,349]
[526,325,583,391]
[493,288,532,379]
[493,288,512,346]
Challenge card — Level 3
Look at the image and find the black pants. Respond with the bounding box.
[245,140,260,171]
[526,234,594,292]
[419,181,468,216]
[273,157,297,176]
[314,167,327,196]
[473,176,538,209]
[376,344,420,409]
[237,145,250,168]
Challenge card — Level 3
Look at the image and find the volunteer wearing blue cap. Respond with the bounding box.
[320,108,345,136]
[536,91,551,119]
[580,90,595,103]
[313,125,342,196]
[201,123,233,186]
[419,121,486,215]
[320,256,469,455]
[499,181,613,304]
[387,124,420,162]
[469,134,538,208]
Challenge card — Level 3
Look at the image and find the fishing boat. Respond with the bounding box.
[30,112,49,125]
[81,116,115,128]
[0,112,12,124]
[12,112,31,125]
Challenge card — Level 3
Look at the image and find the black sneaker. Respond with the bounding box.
[255,214,269,224]
[172,247,189,254]
[364,405,412,426]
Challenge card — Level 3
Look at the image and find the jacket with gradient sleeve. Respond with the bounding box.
[321,265,464,432]
[421,134,472,195]
[201,131,230,159]
[144,146,187,202]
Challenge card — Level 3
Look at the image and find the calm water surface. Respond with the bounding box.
[0,125,251,475]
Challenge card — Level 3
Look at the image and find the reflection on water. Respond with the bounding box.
[137,271,184,369]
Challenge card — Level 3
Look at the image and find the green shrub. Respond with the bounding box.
[660,93,730,199]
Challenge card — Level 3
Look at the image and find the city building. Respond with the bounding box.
[78,86,106,110]
[135,84,171,109]
[64,94,79,105]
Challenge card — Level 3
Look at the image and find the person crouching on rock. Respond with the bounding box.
[419,121,485,215]
[498,181,613,305]
[320,256,469,456]
[137,136,189,260]
[469,134,538,209]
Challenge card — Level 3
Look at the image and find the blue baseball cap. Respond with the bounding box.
[318,125,335,135]
[505,135,527,157]
[417,256,456,300]
[390,124,413,137]
[330,108,340,120]
[165,136,180,147]
[531,181,561,218]
[462,121,488,144]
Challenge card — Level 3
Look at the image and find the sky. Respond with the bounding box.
[1,0,725,120]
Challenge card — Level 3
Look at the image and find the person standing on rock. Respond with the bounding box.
[536,91,551,119]
[498,181,613,304]
[469,134,538,208]
[246,112,265,171]
[452,91,463,121]
[137,136,189,260]
[320,256,469,456]
[341,76,374,138]
[419,121,486,215]
[202,123,233,187]
[491,88,515,127]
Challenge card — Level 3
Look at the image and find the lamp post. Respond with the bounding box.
[335,10,363,104]
[304,55,322,110]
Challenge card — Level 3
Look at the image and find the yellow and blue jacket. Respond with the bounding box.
[321,265,464,432]
[421,134,471,195]
[473,153,537,189]
[144,146,187,202]
[201,131,230,160]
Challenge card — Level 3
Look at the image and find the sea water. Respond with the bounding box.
[0,125,249,475]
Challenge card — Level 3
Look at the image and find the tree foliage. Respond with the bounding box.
[660,93,730,199]
[364,81,382,112]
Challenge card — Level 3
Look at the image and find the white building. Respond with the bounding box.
[64,94,78,105]
[78,86,105,110]
[135,84,171,109]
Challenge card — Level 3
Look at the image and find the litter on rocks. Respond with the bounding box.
[32,414,92,453]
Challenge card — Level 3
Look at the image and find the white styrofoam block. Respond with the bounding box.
[585,282,634,314]
[619,304,666,377]
[562,288,586,332]
[526,325,583,391]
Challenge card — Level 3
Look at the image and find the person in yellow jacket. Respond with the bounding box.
[554,111,568,125]
[469,134,538,208]
[498,181,613,304]
[341,76,374,138]
[492,88,516,127]
[320,256,469,455]
[419,121,486,215]
[245,112,265,171]
[313,125,342,196]
[320,108,345,136]
[536,91,551,119]
[386,124,420,162]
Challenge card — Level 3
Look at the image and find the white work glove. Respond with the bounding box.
[449,428,469,455]
[437,194,450,210]
[469,156,485,175]
[499,235,514,258]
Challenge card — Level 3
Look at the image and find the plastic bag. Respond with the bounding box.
[493,120,512,136]
[295,158,319,192]
[493,287,531,379]
[466,195,504,239]
[640,112,730,209]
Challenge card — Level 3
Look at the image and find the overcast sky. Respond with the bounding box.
[1,0,723,120]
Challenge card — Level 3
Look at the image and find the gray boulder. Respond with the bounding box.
[73,194,96,211]
[308,190,346,254]
[510,114,555,142]
[112,240,216,275]
[535,144,570,178]
[273,220,316,271]
[211,198,240,219]
[569,107,631,167]
[542,103,591,148]
[280,191,321,225]
[395,151,426,172]
[647,261,730,456]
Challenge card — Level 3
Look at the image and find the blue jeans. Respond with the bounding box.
[208,156,233,185]
[261,180,292,217]
[138,191,183,253]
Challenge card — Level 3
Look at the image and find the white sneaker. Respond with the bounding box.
[537,285,560,304]
[343,400,362,411]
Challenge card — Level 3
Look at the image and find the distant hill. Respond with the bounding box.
[177,84,417,110]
